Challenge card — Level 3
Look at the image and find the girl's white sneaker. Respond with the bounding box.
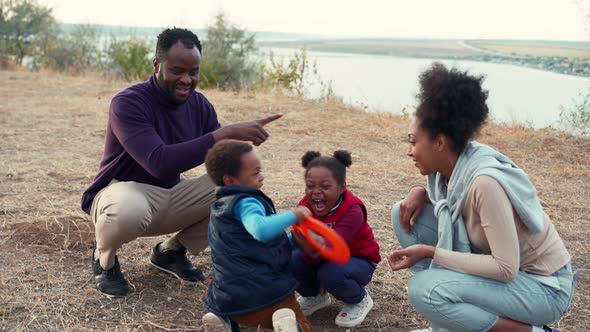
[334,292,374,328]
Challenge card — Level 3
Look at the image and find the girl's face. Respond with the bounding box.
[225,151,264,189]
[305,166,345,217]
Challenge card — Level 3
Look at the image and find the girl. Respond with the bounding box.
[290,150,381,328]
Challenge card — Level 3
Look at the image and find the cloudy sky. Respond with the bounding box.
[42,0,589,41]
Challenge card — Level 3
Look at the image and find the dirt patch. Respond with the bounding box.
[6,216,94,252]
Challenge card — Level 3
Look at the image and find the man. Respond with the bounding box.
[81,28,281,298]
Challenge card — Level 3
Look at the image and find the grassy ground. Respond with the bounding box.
[1,70,589,331]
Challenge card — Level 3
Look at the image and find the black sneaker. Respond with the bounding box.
[543,326,559,332]
[149,242,205,282]
[92,250,130,298]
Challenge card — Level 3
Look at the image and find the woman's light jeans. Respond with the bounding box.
[391,202,575,332]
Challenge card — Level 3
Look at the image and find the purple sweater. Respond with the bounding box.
[81,75,221,213]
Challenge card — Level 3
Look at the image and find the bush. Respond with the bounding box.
[261,47,339,102]
[0,0,56,65]
[32,24,101,73]
[106,37,152,82]
[199,13,259,91]
[261,47,313,96]
[559,88,590,137]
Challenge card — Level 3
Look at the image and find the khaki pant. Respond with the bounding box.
[90,175,215,269]
[231,293,313,332]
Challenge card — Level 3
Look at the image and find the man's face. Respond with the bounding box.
[153,41,201,104]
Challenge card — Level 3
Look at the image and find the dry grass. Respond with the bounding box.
[1,70,589,332]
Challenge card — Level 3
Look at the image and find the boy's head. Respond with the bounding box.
[205,140,264,189]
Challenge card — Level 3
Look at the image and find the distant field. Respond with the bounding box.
[468,40,590,59]
[262,38,590,60]
[260,39,483,58]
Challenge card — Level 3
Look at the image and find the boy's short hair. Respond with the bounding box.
[205,140,253,186]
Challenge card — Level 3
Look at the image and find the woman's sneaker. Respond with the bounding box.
[272,308,298,332]
[297,292,331,316]
[202,312,231,332]
[334,292,374,327]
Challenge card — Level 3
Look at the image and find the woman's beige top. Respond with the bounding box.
[433,175,570,282]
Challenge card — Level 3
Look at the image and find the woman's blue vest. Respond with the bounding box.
[205,186,297,316]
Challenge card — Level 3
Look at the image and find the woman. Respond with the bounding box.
[389,63,575,332]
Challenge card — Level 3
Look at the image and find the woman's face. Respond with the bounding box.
[407,118,442,176]
[305,166,345,217]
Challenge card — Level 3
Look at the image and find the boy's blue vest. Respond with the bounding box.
[205,186,297,316]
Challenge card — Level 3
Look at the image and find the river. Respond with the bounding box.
[263,47,590,129]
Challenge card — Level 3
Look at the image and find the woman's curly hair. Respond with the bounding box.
[416,62,489,153]
[301,150,352,185]
[205,140,253,186]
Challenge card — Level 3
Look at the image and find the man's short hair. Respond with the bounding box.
[155,28,202,60]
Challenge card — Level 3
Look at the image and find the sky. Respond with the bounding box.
[41,0,590,41]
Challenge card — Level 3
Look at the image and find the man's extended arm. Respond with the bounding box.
[109,97,218,181]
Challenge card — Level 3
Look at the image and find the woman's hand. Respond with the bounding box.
[387,244,435,271]
[399,186,428,234]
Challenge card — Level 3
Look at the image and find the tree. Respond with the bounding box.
[559,88,590,137]
[199,13,259,91]
[106,37,152,82]
[33,24,101,73]
[0,0,56,65]
[262,47,315,96]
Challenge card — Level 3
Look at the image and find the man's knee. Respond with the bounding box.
[175,175,216,205]
[95,187,153,242]
[106,191,150,221]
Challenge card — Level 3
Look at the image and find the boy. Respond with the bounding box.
[202,140,312,332]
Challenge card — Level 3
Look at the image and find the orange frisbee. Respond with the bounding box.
[292,216,350,264]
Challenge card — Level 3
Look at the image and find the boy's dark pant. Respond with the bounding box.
[290,250,376,304]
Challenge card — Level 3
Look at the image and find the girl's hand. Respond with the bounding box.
[293,206,312,224]
[292,228,321,259]
[387,245,435,271]
[399,186,428,234]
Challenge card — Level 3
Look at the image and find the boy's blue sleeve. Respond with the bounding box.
[234,197,297,242]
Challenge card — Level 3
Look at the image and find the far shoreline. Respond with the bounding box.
[260,41,590,78]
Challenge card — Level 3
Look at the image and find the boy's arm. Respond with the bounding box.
[234,197,297,242]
